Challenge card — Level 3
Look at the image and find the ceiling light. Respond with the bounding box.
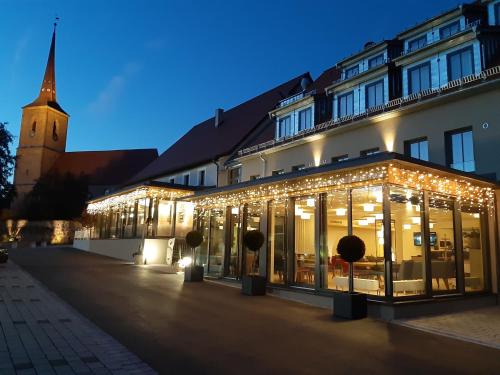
[375,213,383,220]
[412,217,421,225]
[363,203,375,212]
[403,224,411,230]
[307,198,315,207]
[358,219,368,226]
[301,213,311,220]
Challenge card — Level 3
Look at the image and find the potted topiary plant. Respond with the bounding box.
[184,230,204,282]
[0,248,8,263]
[241,230,266,296]
[333,235,367,319]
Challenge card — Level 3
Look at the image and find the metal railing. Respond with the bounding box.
[237,64,500,157]
[278,90,315,108]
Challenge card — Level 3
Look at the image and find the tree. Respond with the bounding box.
[0,122,16,209]
[20,172,89,220]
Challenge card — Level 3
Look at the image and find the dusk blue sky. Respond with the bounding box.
[2,0,463,155]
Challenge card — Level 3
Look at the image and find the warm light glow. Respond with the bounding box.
[382,130,396,152]
[179,256,193,268]
[335,208,346,216]
[406,201,413,210]
[306,198,315,207]
[295,207,303,216]
[403,224,411,230]
[377,229,384,238]
[300,213,311,220]
[473,213,480,218]
[367,217,375,224]
[358,219,368,226]
[429,223,434,229]
[416,205,420,212]
[363,203,375,212]
[373,190,383,203]
[375,213,384,220]
[231,207,239,215]
[378,237,385,245]
[412,217,421,225]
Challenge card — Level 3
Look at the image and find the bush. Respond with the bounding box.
[185,230,203,248]
[243,230,264,252]
[337,235,366,263]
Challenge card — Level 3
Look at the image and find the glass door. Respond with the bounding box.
[268,200,287,284]
[293,197,316,287]
[244,202,263,276]
[225,206,241,278]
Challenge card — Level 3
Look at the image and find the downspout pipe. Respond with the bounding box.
[259,152,267,178]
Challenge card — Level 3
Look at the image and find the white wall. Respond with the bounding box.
[156,162,218,187]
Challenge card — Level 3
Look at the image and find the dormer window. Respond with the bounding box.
[447,46,473,81]
[277,115,292,138]
[30,121,37,137]
[298,108,312,131]
[365,80,384,109]
[338,91,354,118]
[52,121,58,141]
[345,65,359,79]
[408,35,427,52]
[439,20,460,39]
[368,54,384,69]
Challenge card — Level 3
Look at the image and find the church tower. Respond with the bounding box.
[14,25,69,199]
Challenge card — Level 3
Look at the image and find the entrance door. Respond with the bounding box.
[224,206,241,278]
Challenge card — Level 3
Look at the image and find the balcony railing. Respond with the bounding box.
[238,65,500,157]
[278,90,315,108]
[400,19,481,57]
[332,58,391,85]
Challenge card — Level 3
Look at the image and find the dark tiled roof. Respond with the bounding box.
[311,66,341,93]
[128,73,309,183]
[49,149,158,186]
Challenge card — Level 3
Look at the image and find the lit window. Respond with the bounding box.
[345,65,359,79]
[439,20,460,39]
[446,128,475,172]
[408,35,427,52]
[337,91,354,118]
[408,62,431,94]
[365,80,384,109]
[404,138,429,161]
[368,54,384,69]
[447,47,474,81]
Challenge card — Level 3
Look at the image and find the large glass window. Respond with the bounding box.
[277,115,292,138]
[109,209,119,239]
[123,204,135,238]
[429,195,457,293]
[408,35,427,52]
[136,198,149,237]
[294,197,316,287]
[365,80,384,109]
[245,202,263,275]
[404,137,429,161]
[447,47,474,81]
[446,128,475,172]
[156,200,174,237]
[268,200,286,284]
[461,205,486,292]
[408,62,431,94]
[194,209,209,270]
[324,191,348,290]
[390,187,426,296]
[208,208,225,276]
[337,91,354,118]
[298,107,312,131]
[227,206,241,278]
[175,202,194,237]
[439,20,460,39]
[350,186,385,295]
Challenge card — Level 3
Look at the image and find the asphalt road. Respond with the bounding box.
[9,247,500,375]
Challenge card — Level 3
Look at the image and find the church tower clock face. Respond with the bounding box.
[13,24,69,200]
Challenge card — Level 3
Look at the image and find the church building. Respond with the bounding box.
[13,27,158,204]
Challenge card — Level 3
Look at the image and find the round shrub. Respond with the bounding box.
[185,230,203,248]
[337,235,366,263]
[243,230,264,252]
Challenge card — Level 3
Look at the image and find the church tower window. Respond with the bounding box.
[52,121,58,141]
[30,121,37,136]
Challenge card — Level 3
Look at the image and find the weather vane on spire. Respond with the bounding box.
[54,15,60,30]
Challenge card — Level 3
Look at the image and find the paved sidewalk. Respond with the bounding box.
[0,261,157,375]
[396,306,500,350]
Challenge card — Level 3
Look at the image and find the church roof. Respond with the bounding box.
[24,27,67,115]
[49,149,158,186]
[128,73,310,184]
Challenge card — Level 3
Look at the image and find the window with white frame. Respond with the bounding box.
[447,46,474,81]
[365,79,384,109]
[439,20,460,39]
[408,35,427,52]
[408,62,431,94]
[345,65,359,79]
[368,54,384,69]
[298,107,312,131]
[337,91,354,118]
[277,115,292,138]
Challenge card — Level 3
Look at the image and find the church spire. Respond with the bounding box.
[24,20,66,114]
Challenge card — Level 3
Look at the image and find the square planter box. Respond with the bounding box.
[184,265,204,282]
[333,292,367,320]
[242,275,266,296]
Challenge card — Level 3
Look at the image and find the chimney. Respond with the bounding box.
[215,108,224,128]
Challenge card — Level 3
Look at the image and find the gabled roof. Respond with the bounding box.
[128,73,309,183]
[49,149,158,186]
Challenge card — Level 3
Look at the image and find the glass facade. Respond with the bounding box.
[227,206,241,278]
[268,201,286,284]
[294,197,316,286]
[245,202,263,275]
[461,205,486,292]
[208,208,225,276]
